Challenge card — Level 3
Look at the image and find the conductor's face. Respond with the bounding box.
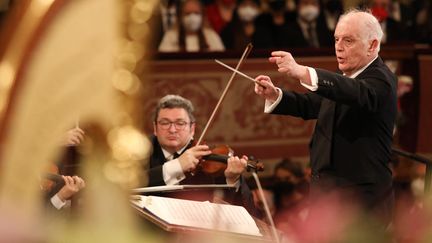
[334,14,375,76]
[154,108,195,153]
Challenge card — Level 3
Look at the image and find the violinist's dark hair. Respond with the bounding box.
[274,158,305,179]
[153,94,196,123]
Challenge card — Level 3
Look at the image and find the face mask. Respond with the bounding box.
[237,5,259,22]
[182,13,202,32]
[299,5,319,22]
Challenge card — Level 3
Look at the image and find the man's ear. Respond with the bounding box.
[190,122,196,138]
[368,39,379,54]
[153,122,157,136]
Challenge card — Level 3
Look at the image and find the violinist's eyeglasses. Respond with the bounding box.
[157,120,192,130]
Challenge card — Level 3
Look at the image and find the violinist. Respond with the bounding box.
[147,94,257,215]
[45,127,86,210]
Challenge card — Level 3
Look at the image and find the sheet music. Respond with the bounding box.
[131,195,262,236]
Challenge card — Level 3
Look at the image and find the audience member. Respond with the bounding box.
[148,0,180,50]
[206,0,237,34]
[252,0,295,48]
[413,0,432,44]
[370,0,407,44]
[388,0,416,35]
[393,75,413,137]
[285,0,334,48]
[159,0,180,32]
[322,0,344,31]
[159,0,225,52]
[220,0,261,49]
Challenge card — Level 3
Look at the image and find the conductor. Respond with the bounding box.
[254,9,397,224]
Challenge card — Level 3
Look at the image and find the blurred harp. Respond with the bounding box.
[0,0,153,241]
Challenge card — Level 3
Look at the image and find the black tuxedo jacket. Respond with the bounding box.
[146,136,257,216]
[272,57,397,211]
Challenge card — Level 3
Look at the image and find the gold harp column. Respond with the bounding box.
[0,0,157,242]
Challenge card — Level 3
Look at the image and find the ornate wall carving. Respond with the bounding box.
[141,57,338,160]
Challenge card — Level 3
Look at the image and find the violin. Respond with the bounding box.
[196,144,264,177]
[40,164,63,192]
[43,172,66,188]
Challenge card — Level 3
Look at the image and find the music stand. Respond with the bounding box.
[131,185,279,242]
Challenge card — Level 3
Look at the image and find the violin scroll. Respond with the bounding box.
[245,155,265,173]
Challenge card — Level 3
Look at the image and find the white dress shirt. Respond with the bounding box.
[50,194,71,210]
[161,143,190,185]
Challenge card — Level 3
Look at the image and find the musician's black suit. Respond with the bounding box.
[147,136,257,216]
[272,57,397,221]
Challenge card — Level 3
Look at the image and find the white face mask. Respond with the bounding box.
[299,5,319,22]
[237,5,259,22]
[182,13,202,32]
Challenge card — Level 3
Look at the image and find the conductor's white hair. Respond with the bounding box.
[339,9,383,52]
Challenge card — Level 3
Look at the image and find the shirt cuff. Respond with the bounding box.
[51,194,66,210]
[226,179,241,192]
[300,67,318,91]
[264,88,283,113]
[162,159,186,185]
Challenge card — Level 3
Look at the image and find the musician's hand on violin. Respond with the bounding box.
[63,127,85,146]
[254,75,280,103]
[178,145,212,173]
[56,175,85,202]
[225,155,247,185]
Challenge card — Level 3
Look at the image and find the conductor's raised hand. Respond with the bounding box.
[254,75,280,102]
[269,51,309,82]
[178,145,211,173]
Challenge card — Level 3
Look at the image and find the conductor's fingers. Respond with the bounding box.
[271,51,289,58]
[255,79,272,89]
[255,75,270,82]
[269,56,280,63]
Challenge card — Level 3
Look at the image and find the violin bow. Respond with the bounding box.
[195,43,253,146]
